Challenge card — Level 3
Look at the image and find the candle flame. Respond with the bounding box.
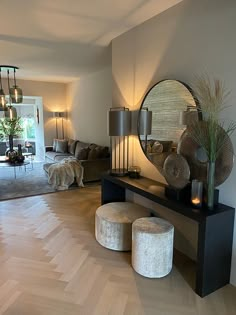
[192,198,201,205]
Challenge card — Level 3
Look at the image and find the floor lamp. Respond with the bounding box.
[109,107,131,176]
[53,112,65,139]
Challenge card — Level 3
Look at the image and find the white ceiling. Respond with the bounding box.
[0,0,182,82]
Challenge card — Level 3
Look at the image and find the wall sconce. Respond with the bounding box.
[108,107,131,176]
[53,112,65,139]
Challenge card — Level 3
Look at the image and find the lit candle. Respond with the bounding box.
[192,197,201,206]
[191,180,203,208]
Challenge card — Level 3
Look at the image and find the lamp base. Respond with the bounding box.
[110,169,129,177]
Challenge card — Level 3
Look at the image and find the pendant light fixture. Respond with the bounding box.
[0,65,23,112]
[0,68,7,110]
[9,67,23,103]
[4,69,17,119]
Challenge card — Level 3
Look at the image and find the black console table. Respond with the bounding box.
[101,174,235,297]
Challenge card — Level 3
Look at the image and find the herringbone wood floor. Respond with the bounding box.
[0,186,235,315]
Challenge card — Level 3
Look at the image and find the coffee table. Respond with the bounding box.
[0,157,30,178]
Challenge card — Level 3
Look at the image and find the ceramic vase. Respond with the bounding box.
[5,135,17,162]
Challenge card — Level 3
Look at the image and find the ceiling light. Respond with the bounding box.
[9,67,23,103]
[0,65,23,112]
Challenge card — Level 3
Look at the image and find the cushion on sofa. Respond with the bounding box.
[158,140,173,152]
[88,145,109,160]
[74,141,90,160]
[54,153,73,162]
[151,141,163,153]
[68,139,77,155]
[56,140,68,153]
[45,151,72,161]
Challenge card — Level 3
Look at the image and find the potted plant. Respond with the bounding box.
[0,117,24,161]
[188,75,236,209]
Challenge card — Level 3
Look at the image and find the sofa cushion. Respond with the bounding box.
[68,139,77,155]
[45,151,72,161]
[151,141,163,153]
[74,141,90,160]
[56,140,68,153]
[158,140,173,152]
[75,147,89,160]
[54,153,73,162]
[88,145,109,160]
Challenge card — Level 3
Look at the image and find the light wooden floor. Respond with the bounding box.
[0,186,235,315]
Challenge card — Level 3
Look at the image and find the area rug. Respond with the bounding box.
[0,161,82,201]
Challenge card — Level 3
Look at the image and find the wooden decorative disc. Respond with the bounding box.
[177,129,234,187]
[163,153,190,189]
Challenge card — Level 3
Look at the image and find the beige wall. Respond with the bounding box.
[112,0,236,285]
[2,78,67,145]
[2,66,112,147]
[66,67,112,146]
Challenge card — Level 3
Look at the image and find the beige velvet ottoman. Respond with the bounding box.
[132,217,174,278]
[95,202,149,251]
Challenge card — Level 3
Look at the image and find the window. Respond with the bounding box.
[22,117,35,140]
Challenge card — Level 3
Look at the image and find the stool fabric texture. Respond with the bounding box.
[132,217,174,278]
[95,202,150,251]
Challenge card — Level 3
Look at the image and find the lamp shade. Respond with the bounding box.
[53,112,65,118]
[9,86,23,103]
[4,106,17,119]
[109,109,131,136]
[0,89,7,111]
[179,109,198,126]
[139,109,152,135]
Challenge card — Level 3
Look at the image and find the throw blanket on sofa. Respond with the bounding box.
[48,157,84,190]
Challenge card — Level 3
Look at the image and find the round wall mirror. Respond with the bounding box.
[138,79,198,176]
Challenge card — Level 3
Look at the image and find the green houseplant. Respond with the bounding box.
[0,117,24,160]
[188,75,236,209]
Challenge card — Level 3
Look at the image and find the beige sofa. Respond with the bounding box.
[44,139,110,182]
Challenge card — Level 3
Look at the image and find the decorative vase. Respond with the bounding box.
[8,135,14,152]
[5,135,17,162]
[207,161,215,210]
[16,144,25,162]
[17,144,22,155]
[16,144,25,163]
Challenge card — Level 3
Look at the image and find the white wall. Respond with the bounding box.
[112,0,236,285]
[66,67,112,146]
[2,78,67,146]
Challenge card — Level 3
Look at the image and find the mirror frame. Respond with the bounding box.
[137,79,201,174]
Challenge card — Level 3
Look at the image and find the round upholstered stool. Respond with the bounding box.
[132,217,174,278]
[95,202,149,251]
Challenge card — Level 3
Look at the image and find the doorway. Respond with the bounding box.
[12,96,45,161]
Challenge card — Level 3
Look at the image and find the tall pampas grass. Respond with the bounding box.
[188,75,236,162]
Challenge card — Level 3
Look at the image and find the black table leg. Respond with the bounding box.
[196,210,235,297]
